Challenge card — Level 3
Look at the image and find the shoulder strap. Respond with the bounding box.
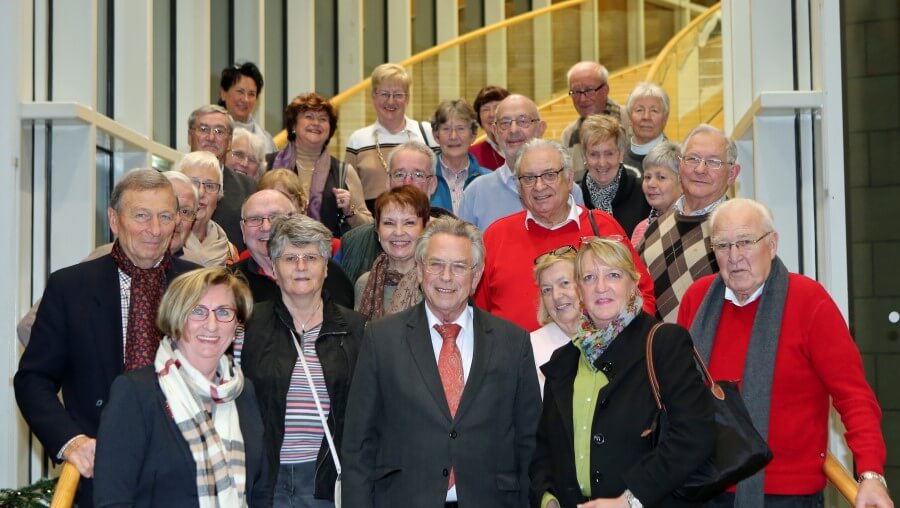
[289,330,342,474]
[587,209,600,237]
[418,121,436,150]
[645,323,723,412]
[336,160,348,190]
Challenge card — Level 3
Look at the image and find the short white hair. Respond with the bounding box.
[174,151,224,198]
[710,198,776,234]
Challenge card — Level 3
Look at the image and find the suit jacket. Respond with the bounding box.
[13,254,198,507]
[529,314,715,508]
[342,302,542,508]
[93,366,270,507]
[213,166,257,252]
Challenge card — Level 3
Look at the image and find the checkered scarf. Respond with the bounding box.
[156,337,247,507]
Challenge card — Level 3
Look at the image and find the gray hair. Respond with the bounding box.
[268,214,333,261]
[163,171,200,207]
[431,99,479,135]
[388,141,436,173]
[710,198,776,235]
[414,216,485,270]
[174,151,224,198]
[642,141,681,178]
[514,138,574,180]
[231,127,268,172]
[188,104,234,133]
[626,82,670,116]
[109,168,174,214]
[682,123,738,164]
[567,61,609,85]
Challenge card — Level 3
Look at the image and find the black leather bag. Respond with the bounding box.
[644,324,774,501]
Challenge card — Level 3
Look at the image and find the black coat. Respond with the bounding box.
[213,166,257,252]
[94,366,270,507]
[580,166,651,237]
[240,296,366,502]
[529,313,715,508]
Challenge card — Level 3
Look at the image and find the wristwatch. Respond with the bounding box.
[858,471,888,490]
[623,489,643,508]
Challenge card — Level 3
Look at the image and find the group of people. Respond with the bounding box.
[11,58,893,508]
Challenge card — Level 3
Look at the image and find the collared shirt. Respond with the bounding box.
[424,304,475,503]
[438,155,471,213]
[674,193,727,216]
[117,270,132,354]
[525,196,582,231]
[724,283,766,307]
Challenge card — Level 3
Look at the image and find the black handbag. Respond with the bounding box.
[644,323,774,501]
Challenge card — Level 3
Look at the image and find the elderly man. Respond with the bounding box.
[474,139,655,332]
[14,169,199,507]
[638,123,740,322]
[561,61,622,181]
[459,94,584,231]
[231,189,354,308]
[339,141,454,283]
[678,198,892,508]
[342,216,542,507]
[188,104,257,252]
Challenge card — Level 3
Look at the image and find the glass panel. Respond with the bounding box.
[152,0,172,146]
[95,146,113,247]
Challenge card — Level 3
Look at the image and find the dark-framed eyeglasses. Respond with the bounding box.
[533,245,577,265]
[517,168,565,187]
[710,231,773,253]
[188,305,237,323]
[241,213,290,228]
[568,83,608,97]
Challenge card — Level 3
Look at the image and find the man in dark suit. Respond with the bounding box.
[187,104,257,252]
[342,216,542,507]
[14,169,199,507]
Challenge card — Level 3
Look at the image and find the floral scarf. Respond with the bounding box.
[357,253,422,319]
[572,294,643,369]
[585,167,622,214]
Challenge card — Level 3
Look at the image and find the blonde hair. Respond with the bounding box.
[258,169,308,212]
[533,248,578,325]
[575,238,640,284]
[371,63,411,93]
[580,114,627,155]
[156,267,253,340]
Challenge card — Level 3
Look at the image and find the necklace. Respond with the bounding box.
[296,299,323,335]
[373,128,413,173]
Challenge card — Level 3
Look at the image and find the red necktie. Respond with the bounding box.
[435,322,463,489]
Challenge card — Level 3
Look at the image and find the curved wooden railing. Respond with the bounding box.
[824,452,859,505]
[49,462,80,508]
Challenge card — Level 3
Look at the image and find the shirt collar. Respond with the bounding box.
[374,117,415,136]
[525,196,581,230]
[674,194,727,216]
[724,283,765,306]
[424,302,472,330]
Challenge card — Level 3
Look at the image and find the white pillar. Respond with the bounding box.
[337,0,364,91]
[532,0,552,101]
[114,0,152,136]
[436,0,461,102]
[387,0,412,62]
[286,0,315,98]
[175,0,211,153]
[52,0,97,106]
[484,0,507,88]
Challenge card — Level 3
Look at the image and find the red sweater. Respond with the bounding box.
[475,207,656,332]
[678,274,885,494]
[469,140,505,170]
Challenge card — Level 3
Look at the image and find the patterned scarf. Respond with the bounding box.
[572,294,643,369]
[357,253,422,319]
[270,142,332,220]
[156,336,247,508]
[585,167,622,214]
[110,240,171,371]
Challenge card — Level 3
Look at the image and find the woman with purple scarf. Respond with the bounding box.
[268,93,372,237]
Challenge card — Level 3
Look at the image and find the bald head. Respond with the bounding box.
[493,94,546,167]
[241,189,297,266]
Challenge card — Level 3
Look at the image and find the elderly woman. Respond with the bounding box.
[623,82,670,171]
[176,151,239,266]
[228,127,267,180]
[95,267,269,507]
[579,115,651,237]
[239,215,366,507]
[529,237,714,508]
[631,141,683,246]
[219,61,276,153]
[530,246,581,393]
[269,92,372,238]
[344,63,438,212]
[469,85,510,170]
[258,168,309,213]
[430,99,490,214]
[354,185,429,319]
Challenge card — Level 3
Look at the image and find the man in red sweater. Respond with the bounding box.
[678,198,891,507]
[475,139,655,332]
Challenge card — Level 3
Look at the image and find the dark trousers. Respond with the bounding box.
[705,491,824,508]
[273,462,334,508]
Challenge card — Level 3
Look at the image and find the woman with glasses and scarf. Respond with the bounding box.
[530,238,714,508]
[94,267,269,507]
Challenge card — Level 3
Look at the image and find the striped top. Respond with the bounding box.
[280,323,331,464]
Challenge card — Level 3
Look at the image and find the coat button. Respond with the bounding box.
[442,468,449,477]
[593,470,603,484]
[95,399,104,407]
[599,361,614,376]
[449,431,458,439]
[592,433,605,445]
[599,398,609,408]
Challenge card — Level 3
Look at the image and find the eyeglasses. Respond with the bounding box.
[374,91,408,101]
[493,116,540,131]
[517,168,565,187]
[278,252,324,265]
[228,150,259,165]
[533,245,576,265]
[188,305,237,323]
[579,235,626,247]
[178,207,197,220]
[130,210,176,225]
[711,231,772,253]
[568,83,607,97]
[241,213,290,228]
[679,155,731,171]
[437,125,472,137]
[423,259,474,278]
[390,170,433,182]
[189,178,222,194]
[191,124,230,139]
